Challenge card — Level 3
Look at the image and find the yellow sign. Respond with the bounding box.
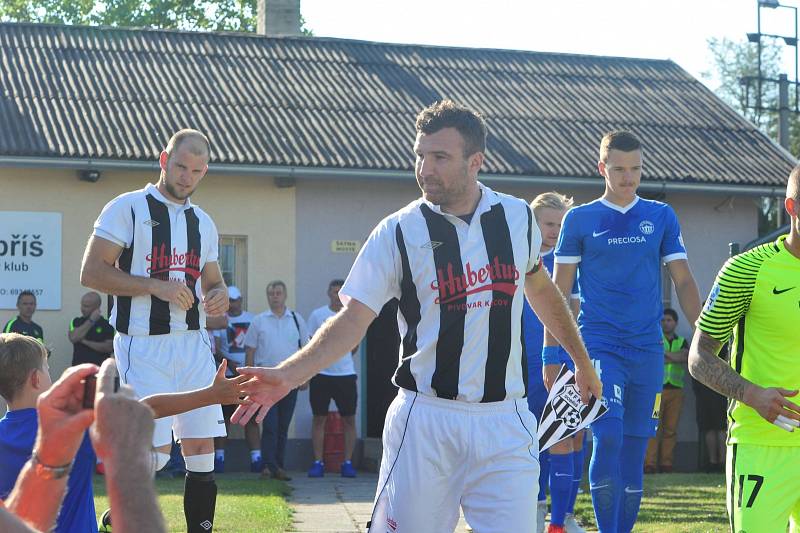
[331,240,361,253]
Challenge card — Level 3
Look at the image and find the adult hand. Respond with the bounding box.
[574,362,603,405]
[543,364,561,391]
[203,287,229,316]
[33,364,98,467]
[89,309,102,322]
[743,385,800,431]
[151,280,195,311]
[231,367,293,425]
[90,359,155,464]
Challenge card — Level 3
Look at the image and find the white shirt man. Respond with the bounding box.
[243,281,308,480]
[306,279,358,478]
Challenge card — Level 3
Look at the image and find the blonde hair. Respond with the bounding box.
[0,333,47,402]
[531,191,574,218]
[165,129,210,158]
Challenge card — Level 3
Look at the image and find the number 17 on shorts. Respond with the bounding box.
[727,444,800,532]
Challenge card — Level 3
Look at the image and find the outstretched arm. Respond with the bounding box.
[233,300,376,424]
[689,330,800,429]
[140,360,247,419]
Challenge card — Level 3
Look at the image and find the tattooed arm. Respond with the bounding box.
[689,330,800,424]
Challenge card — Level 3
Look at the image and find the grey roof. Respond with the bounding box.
[0,22,794,186]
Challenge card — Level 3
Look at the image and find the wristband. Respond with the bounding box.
[30,452,73,480]
[542,346,562,365]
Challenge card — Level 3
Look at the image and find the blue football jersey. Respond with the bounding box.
[0,409,97,533]
[523,249,579,373]
[555,197,686,348]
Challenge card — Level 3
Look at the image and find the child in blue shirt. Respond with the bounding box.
[0,333,246,532]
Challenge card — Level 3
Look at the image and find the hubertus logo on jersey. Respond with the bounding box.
[146,243,201,283]
[430,256,519,311]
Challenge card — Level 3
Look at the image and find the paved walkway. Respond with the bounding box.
[288,471,470,532]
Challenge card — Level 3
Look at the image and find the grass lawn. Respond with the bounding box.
[90,471,729,532]
[570,472,728,533]
[93,473,292,533]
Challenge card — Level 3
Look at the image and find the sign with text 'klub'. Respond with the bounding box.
[0,212,62,310]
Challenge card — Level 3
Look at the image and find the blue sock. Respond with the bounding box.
[538,450,550,503]
[589,417,624,533]
[549,453,574,526]
[618,435,648,533]
[567,445,585,514]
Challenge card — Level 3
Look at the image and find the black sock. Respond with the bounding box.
[184,471,217,532]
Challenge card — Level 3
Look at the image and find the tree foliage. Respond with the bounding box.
[705,37,796,234]
[704,36,799,155]
[0,0,312,34]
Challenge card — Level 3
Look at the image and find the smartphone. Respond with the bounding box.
[82,375,120,409]
[82,376,97,409]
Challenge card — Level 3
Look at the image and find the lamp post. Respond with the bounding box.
[745,0,797,228]
[745,0,799,147]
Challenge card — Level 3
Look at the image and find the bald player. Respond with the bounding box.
[80,129,229,533]
[690,165,800,532]
[68,291,115,367]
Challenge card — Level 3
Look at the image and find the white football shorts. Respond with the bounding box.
[114,329,226,447]
[369,388,540,533]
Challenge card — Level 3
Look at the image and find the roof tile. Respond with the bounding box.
[0,22,794,185]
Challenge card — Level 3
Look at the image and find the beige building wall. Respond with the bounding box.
[0,167,295,410]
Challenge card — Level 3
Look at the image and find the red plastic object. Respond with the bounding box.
[323,411,345,473]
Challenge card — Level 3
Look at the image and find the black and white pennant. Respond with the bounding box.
[537,364,608,452]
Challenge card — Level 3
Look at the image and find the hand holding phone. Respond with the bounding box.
[83,374,119,409]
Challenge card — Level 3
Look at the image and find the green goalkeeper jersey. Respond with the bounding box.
[697,235,800,446]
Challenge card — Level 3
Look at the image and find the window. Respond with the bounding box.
[218,236,247,305]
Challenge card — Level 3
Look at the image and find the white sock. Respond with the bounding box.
[250,450,261,462]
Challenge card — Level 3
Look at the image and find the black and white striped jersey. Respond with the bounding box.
[341,183,542,403]
[92,183,219,336]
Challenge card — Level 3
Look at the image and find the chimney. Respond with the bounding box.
[257,0,302,36]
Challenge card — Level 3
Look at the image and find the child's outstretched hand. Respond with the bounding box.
[210,359,250,406]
